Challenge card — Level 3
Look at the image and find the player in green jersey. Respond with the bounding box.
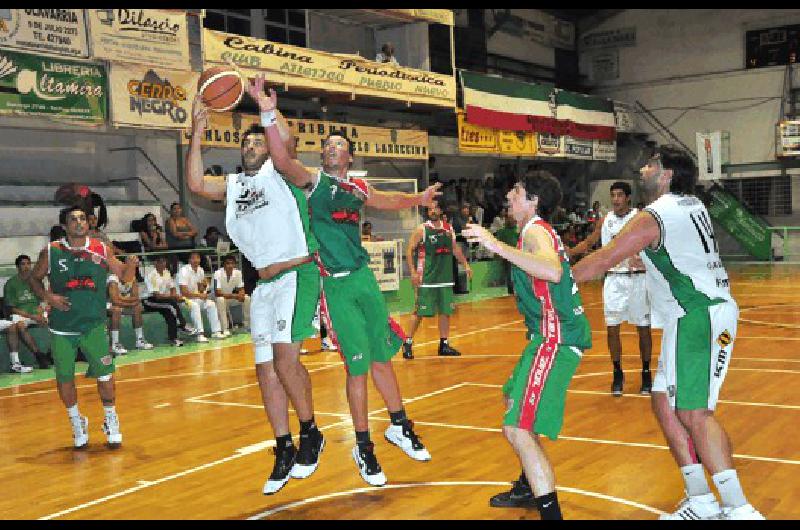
[29,206,139,449]
[402,203,472,359]
[463,175,591,520]
[256,84,442,487]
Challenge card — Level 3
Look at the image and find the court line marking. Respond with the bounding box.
[247,482,665,519]
[36,382,465,520]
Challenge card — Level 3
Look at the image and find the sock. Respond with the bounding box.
[67,404,80,419]
[104,405,117,418]
[642,360,650,372]
[613,361,622,372]
[681,463,711,496]
[439,338,448,348]
[135,327,144,341]
[111,330,120,344]
[712,469,748,508]
[534,491,563,520]
[9,351,20,365]
[299,417,317,435]
[389,409,407,426]
[276,433,294,451]
[355,430,371,447]
[405,338,413,345]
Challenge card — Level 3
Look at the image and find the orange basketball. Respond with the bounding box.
[197,66,244,112]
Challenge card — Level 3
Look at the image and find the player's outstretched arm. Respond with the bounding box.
[572,211,659,282]
[463,223,561,282]
[365,182,442,211]
[186,94,226,202]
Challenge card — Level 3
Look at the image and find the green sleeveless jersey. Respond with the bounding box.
[414,220,455,287]
[48,238,110,334]
[511,217,591,349]
[309,170,370,274]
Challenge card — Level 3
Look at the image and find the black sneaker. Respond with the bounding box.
[262,445,296,495]
[402,342,414,360]
[34,351,51,369]
[612,369,624,397]
[438,343,462,356]
[640,370,652,395]
[352,442,387,486]
[489,477,536,508]
[290,430,325,479]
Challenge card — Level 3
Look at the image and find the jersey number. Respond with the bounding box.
[690,211,718,254]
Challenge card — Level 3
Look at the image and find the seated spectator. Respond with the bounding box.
[142,255,192,347]
[562,224,580,248]
[177,251,223,343]
[360,221,383,242]
[139,213,168,253]
[107,266,154,355]
[200,226,230,271]
[213,255,251,337]
[375,42,399,65]
[3,254,50,369]
[2,318,34,373]
[165,202,198,270]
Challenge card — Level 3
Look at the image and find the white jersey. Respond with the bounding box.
[640,193,733,324]
[225,159,308,269]
[143,267,174,297]
[601,208,639,272]
[213,268,244,294]
[177,264,208,294]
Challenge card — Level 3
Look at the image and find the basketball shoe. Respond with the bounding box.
[291,430,325,479]
[640,370,652,395]
[136,339,154,350]
[612,369,624,397]
[102,413,122,447]
[402,341,413,360]
[385,420,431,461]
[10,362,33,374]
[111,343,128,356]
[659,493,722,520]
[489,472,536,508]
[438,343,462,356]
[263,445,296,495]
[720,504,765,520]
[352,442,387,486]
[71,415,89,449]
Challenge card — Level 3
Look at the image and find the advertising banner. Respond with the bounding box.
[564,136,593,160]
[364,239,400,291]
[696,131,730,181]
[593,139,617,161]
[0,9,88,57]
[535,132,564,157]
[0,47,106,122]
[87,9,190,70]
[706,184,771,260]
[497,129,536,155]
[457,111,498,153]
[110,62,198,129]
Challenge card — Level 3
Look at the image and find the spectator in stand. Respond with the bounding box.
[177,251,223,343]
[3,254,50,369]
[200,225,228,272]
[586,200,604,225]
[375,42,399,65]
[142,255,192,347]
[361,221,384,242]
[213,255,251,337]
[139,213,168,253]
[107,265,154,355]
[493,212,519,295]
[2,318,34,373]
[562,224,580,249]
[490,207,509,233]
[165,202,198,270]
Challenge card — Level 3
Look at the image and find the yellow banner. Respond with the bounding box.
[110,62,198,129]
[498,130,537,155]
[202,29,455,108]
[457,112,498,153]
[181,113,429,159]
[377,9,454,26]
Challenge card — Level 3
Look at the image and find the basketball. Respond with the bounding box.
[197,66,244,112]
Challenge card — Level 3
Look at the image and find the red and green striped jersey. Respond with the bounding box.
[415,220,455,287]
[511,217,591,349]
[47,238,110,334]
[309,170,370,274]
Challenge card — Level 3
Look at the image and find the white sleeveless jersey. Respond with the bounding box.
[225,159,308,269]
[601,208,639,272]
[640,193,733,323]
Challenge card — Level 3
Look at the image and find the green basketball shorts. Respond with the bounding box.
[51,323,114,383]
[414,286,455,317]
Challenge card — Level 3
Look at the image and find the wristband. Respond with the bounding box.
[260,110,277,127]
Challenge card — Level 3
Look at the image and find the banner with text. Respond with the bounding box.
[87,9,190,70]
[498,129,537,155]
[377,9,454,26]
[203,29,455,108]
[181,112,429,159]
[0,47,106,122]
[110,62,198,129]
[706,184,771,260]
[593,139,617,161]
[0,9,88,57]
[364,239,401,291]
[457,111,498,153]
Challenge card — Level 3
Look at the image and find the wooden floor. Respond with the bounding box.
[2,263,799,520]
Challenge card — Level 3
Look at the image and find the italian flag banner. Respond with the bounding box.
[556,90,616,141]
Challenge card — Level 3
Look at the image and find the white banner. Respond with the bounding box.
[364,239,401,292]
[613,100,637,132]
[696,131,729,181]
[564,137,594,160]
[0,9,88,57]
[593,139,617,161]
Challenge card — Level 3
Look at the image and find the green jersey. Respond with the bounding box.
[511,217,591,349]
[3,274,41,315]
[414,220,455,287]
[47,238,110,334]
[309,170,370,274]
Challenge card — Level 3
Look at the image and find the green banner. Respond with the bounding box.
[706,184,771,260]
[0,47,106,122]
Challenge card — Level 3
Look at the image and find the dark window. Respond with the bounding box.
[266,9,286,24]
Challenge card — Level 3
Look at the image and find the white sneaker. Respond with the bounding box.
[70,415,89,448]
[102,413,122,447]
[10,362,33,374]
[222,329,232,337]
[135,339,154,350]
[321,338,335,351]
[720,504,765,520]
[196,334,209,343]
[384,422,431,461]
[211,331,225,339]
[659,492,722,520]
[172,339,185,347]
[180,326,197,335]
[351,443,387,487]
[111,343,128,356]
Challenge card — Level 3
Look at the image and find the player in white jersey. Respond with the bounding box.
[185,75,324,496]
[569,182,652,396]
[573,146,764,520]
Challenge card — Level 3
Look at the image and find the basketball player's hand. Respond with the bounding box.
[419,182,442,207]
[411,272,422,287]
[47,293,71,312]
[247,74,277,113]
[463,223,501,254]
[191,94,209,132]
